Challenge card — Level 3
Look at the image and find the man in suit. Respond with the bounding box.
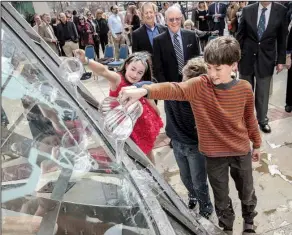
[132,2,166,56]
[153,5,213,219]
[207,2,227,36]
[56,13,79,57]
[38,13,59,55]
[236,2,288,133]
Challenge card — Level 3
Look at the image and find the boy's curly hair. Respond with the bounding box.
[182,57,207,81]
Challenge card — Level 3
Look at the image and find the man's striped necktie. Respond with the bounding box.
[173,33,184,74]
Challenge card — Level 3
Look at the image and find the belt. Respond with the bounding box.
[115,32,122,34]
[65,39,72,42]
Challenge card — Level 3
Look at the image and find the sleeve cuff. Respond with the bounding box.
[142,85,151,99]
[253,145,261,149]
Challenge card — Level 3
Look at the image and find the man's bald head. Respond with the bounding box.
[165,5,182,20]
[59,12,66,23]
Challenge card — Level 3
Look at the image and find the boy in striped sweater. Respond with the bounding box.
[119,36,261,235]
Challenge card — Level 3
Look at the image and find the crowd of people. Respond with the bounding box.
[30,2,292,235]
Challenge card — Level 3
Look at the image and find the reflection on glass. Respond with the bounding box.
[1,22,156,235]
[2,197,59,235]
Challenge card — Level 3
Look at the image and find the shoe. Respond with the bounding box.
[199,211,212,220]
[259,124,271,133]
[242,222,256,234]
[285,105,292,113]
[223,228,233,235]
[188,198,197,209]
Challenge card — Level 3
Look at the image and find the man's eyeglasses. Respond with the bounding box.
[79,18,84,20]
[168,17,182,23]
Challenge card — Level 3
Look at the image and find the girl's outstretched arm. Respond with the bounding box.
[75,49,121,90]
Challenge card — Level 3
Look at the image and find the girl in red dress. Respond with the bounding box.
[75,50,163,163]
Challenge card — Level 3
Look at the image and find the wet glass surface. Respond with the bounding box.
[1,22,154,235]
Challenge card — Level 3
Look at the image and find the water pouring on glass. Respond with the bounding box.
[59,55,84,98]
[100,94,143,164]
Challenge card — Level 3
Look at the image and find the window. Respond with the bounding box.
[1,22,156,235]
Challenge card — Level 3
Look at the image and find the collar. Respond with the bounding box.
[168,29,182,39]
[259,2,272,11]
[145,23,157,30]
[215,78,239,90]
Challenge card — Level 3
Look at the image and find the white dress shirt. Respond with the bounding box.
[257,3,272,29]
[108,14,123,38]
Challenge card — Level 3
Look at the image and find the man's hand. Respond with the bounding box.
[119,86,148,109]
[252,148,261,162]
[51,39,57,43]
[276,64,284,74]
[286,55,291,70]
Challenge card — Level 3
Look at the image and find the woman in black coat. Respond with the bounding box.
[286,27,292,113]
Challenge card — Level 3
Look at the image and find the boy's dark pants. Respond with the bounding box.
[206,153,257,229]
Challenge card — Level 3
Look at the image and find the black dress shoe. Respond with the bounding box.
[259,124,271,133]
[285,105,292,113]
[188,198,197,209]
[199,211,212,220]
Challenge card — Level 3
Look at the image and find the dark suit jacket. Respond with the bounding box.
[236,2,288,78]
[287,27,292,52]
[56,21,79,46]
[207,2,227,30]
[153,29,200,83]
[132,24,166,55]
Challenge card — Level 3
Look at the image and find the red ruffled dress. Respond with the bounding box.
[109,75,163,154]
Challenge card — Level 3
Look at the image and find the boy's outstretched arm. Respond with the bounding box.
[244,88,262,161]
[119,77,201,108]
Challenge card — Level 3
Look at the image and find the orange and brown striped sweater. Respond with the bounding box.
[144,75,262,157]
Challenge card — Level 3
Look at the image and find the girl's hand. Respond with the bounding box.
[74,49,86,64]
[252,148,261,162]
[119,87,148,109]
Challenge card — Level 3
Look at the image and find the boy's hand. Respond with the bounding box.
[119,87,147,109]
[252,148,261,162]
